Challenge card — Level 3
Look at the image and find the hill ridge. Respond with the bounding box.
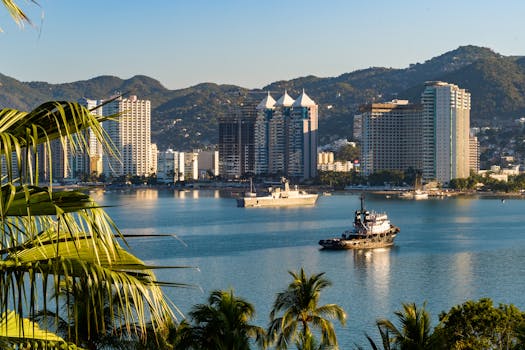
[1,45,524,150]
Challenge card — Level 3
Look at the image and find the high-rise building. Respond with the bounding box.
[150,143,158,175]
[360,83,471,184]
[218,104,257,178]
[251,90,318,180]
[469,136,480,173]
[220,90,318,180]
[269,91,294,176]
[102,95,152,177]
[360,100,422,176]
[254,93,276,175]
[421,81,471,183]
[288,90,318,179]
[353,114,363,141]
[157,149,176,183]
[78,98,104,177]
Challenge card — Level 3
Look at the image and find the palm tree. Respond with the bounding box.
[33,278,141,350]
[268,268,346,350]
[1,0,34,30]
[376,302,435,350]
[177,289,266,350]
[0,101,178,347]
[0,3,185,347]
[356,323,393,350]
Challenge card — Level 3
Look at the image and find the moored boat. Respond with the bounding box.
[237,178,318,208]
[318,194,399,250]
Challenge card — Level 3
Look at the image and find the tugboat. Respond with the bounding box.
[318,194,400,250]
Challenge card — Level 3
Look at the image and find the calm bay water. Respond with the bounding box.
[90,189,525,348]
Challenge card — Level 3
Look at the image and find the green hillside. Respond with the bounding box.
[1,45,524,150]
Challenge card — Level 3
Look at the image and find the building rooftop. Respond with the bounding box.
[256,92,276,110]
[292,89,316,107]
[275,90,295,107]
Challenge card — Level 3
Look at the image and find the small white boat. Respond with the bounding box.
[237,178,318,208]
[399,190,429,200]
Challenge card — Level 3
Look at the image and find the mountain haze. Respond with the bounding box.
[1,45,525,150]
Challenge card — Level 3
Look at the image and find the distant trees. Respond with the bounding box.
[366,298,525,350]
[435,298,525,349]
[334,144,360,162]
[318,170,363,189]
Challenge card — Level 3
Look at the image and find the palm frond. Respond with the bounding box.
[0,0,36,30]
[0,310,81,349]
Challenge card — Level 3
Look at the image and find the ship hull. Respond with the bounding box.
[237,195,318,208]
[319,228,399,250]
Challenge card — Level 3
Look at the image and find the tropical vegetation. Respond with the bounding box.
[374,302,436,350]
[267,268,346,350]
[173,289,266,350]
[364,299,525,350]
[0,99,179,349]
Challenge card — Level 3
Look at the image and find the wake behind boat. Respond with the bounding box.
[236,178,318,208]
[319,194,399,250]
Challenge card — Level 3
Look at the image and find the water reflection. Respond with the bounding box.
[451,251,474,299]
[351,248,393,310]
[173,189,225,199]
[135,188,158,200]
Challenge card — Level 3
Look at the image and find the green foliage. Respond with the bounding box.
[174,289,266,350]
[267,268,346,350]
[334,144,360,161]
[434,298,525,350]
[318,170,363,189]
[368,170,406,187]
[376,302,436,350]
[366,298,525,350]
[0,100,177,348]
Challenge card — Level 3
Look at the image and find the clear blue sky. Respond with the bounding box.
[1,0,524,90]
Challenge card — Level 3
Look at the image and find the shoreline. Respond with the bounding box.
[60,182,525,199]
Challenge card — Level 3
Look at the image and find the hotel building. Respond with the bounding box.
[251,90,318,180]
[360,82,472,184]
[421,81,471,183]
[102,95,152,177]
[218,104,257,178]
[360,100,422,176]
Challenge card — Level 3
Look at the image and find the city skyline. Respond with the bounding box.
[1,1,524,90]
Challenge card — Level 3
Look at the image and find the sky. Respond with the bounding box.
[1,0,524,90]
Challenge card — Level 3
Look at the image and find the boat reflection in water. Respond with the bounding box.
[319,194,400,250]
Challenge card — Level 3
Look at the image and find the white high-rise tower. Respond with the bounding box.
[421,81,471,183]
[103,95,152,177]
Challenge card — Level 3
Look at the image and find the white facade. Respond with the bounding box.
[150,143,158,175]
[184,152,199,181]
[318,152,335,165]
[254,90,318,180]
[102,95,152,177]
[360,100,422,176]
[157,149,177,182]
[421,82,471,183]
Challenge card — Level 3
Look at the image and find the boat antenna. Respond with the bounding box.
[360,192,365,212]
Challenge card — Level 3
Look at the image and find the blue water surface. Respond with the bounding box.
[90,189,525,348]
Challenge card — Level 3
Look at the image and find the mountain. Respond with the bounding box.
[1,45,525,150]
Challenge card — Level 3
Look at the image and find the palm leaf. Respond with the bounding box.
[0,310,81,349]
[0,0,36,30]
[0,96,187,346]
